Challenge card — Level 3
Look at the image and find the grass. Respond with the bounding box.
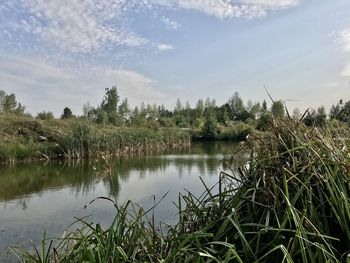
[0,113,190,163]
[11,117,350,262]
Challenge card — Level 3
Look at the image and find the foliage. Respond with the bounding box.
[303,106,327,127]
[271,100,285,118]
[0,89,26,114]
[201,114,217,139]
[256,113,273,131]
[61,107,73,119]
[330,100,350,123]
[217,122,254,141]
[36,111,54,120]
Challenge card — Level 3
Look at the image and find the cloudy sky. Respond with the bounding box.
[1,0,350,115]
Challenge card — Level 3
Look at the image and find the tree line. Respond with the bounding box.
[1,87,349,136]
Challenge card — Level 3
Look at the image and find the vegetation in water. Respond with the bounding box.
[11,116,350,262]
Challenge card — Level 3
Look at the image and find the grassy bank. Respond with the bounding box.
[12,118,350,262]
[0,113,190,163]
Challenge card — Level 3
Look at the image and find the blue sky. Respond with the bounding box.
[1,0,350,115]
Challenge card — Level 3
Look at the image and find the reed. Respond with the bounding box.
[0,113,190,163]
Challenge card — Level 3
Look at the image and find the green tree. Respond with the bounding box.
[217,103,230,124]
[201,112,217,139]
[338,101,350,122]
[250,102,261,120]
[36,111,54,120]
[130,106,144,126]
[303,106,327,127]
[2,93,17,112]
[82,102,94,120]
[100,86,120,124]
[94,108,108,124]
[118,98,130,124]
[292,108,301,120]
[61,107,73,119]
[0,90,26,114]
[271,100,285,118]
[257,113,273,131]
[329,100,350,122]
[329,103,341,120]
[195,99,204,118]
[101,86,119,114]
[228,92,245,120]
[174,98,183,113]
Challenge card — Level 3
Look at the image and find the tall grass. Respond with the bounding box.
[12,118,350,262]
[0,113,190,163]
[59,121,190,159]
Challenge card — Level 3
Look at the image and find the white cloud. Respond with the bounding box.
[0,55,168,115]
[151,0,300,19]
[161,16,182,30]
[0,0,300,54]
[338,28,350,52]
[156,43,174,51]
[15,0,146,53]
[337,28,350,77]
[93,68,167,103]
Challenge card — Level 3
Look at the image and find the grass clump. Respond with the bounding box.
[12,118,350,262]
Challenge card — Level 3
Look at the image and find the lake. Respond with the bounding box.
[0,141,239,262]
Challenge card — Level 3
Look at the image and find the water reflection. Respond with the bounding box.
[0,142,238,262]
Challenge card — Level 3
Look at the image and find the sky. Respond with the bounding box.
[1,0,350,115]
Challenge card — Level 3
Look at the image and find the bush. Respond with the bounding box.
[36,111,54,120]
[217,122,254,141]
[200,117,217,139]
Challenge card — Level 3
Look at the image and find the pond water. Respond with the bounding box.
[0,142,240,262]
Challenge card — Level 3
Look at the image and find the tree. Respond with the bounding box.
[118,98,130,124]
[82,102,94,121]
[228,92,245,120]
[101,87,119,114]
[201,112,217,139]
[36,111,54,120]
[61,107,73,119]
[292,108,301,120]
[257,113,273,131]
[329,103,341,120]
[0,90,5,109]
[252,102,261,119]
[100,86,120,125]
[262,100,268,113]
[339,101,350,122]
[316,106,327,126]
[2,93,17,112]
[131,106,147,126]
[329,100,350,122]
[174,98,183,112]
[303,106,326,127]
[14,103,26,115]
[271,100,285,118]
[217,103,230,124]
[0,89,25,114]
[195,99,204,118]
